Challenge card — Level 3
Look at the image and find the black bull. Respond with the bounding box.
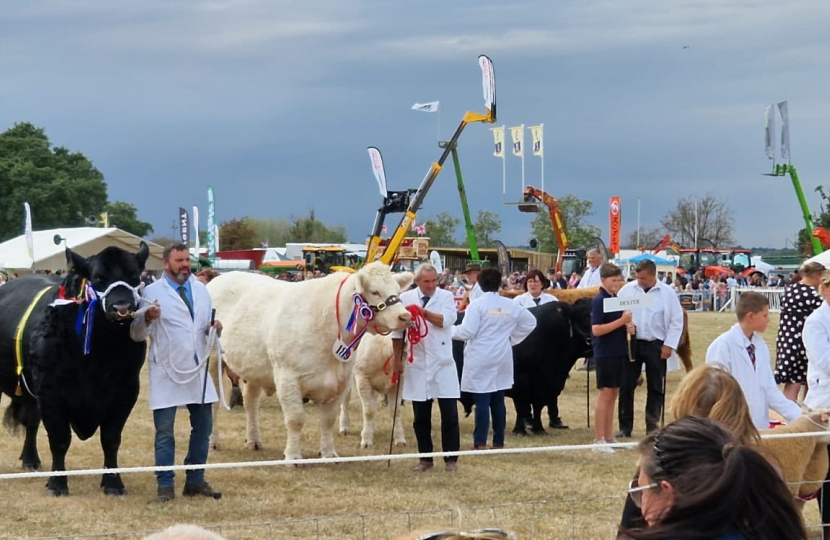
[452,299,593,434]
[0,244,148,496]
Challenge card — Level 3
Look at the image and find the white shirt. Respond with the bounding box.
[577,265,601,289]
[513,291,558,309]
[130,276,219,410]
[468,282,484,303]
[803,302,830,409]
[706,323,801,429]
[393,287,460,401]
[618,279,685,350]
[451,292,537,393]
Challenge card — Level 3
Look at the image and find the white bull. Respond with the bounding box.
[207,263,413,461]
[339,333,407,448]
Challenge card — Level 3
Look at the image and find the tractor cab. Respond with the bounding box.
[302,246,351,275]
[561,249,586,279]
[677,248,733,279]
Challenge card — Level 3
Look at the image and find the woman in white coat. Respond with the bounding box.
[801,269,830,530]
[513,269,558,309]
[452,268,537,450]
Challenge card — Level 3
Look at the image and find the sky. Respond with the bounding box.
[2,0,829,249]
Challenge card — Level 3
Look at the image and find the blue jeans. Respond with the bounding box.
[472,390,506,447]
[153,403,213,488]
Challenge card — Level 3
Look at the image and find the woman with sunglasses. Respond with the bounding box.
[620,416,806,540]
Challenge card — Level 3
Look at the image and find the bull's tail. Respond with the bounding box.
[2,398,38,435]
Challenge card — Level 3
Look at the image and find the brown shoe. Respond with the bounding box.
[412,460,434,472]
[445,461,458,472]
[473,445,489,450]
[157,486,175,502]
[182,482,222,499]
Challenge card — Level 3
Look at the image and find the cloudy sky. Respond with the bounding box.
[2,0,829,249]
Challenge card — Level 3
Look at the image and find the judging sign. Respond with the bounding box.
[603,294,655,313]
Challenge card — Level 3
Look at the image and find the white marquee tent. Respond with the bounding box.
[0,228,164,273]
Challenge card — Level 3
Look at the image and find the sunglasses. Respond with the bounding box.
[628,478,659,508]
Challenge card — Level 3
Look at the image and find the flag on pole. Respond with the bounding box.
[192,205,200,254]
[415,223,426,236]
[778,100,790,162]
[510,126,524,157]
[179,207,189,245]
[214,224,220,253]
[24,202,34,269]
[207,186,216,264]
[367,147,387,198]
[529,125,544,157]
[609,197,621,255]
[764,104,776,161]
[411,101,439,113]
[381,225,387,234]
[491,126,505,158]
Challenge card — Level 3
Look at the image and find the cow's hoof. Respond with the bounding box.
[512,429,528,437]
[47,487,69,497]
[339,428,350,435]
[531,430,549,436]
[394,441,407,448]
[23,461,42,472]
[360,441,373,449]
[46,478,69,497]
[102,486,127,496]
[246,441,262,451]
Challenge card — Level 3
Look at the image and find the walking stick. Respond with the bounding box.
[586,361,590,428]
[661,369,667,428]
[388,334,407,468]
[202,308,216,405]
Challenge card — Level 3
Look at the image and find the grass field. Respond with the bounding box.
[0,311,824,539]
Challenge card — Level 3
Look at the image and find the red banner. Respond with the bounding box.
[609,197,621,254]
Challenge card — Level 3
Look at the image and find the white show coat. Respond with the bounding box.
[468,282,484,303]
[513,291,558,309]
[803,302,830,409]
[706,323,801,429]
[394,287,460,401]
[130,276,218,410]
[451,292,537,393]
[618,278,685,372]
[577,265,601,289]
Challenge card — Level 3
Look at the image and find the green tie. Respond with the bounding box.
[177,285,194,319]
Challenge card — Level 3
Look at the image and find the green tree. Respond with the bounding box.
[660,193,735,248]
[103,201,153,237]
[622,226,666,250]
[247,217,291,247]
[219,218,258,250]
[423,211,460,246]
[469,210,502,248]
[287,210,348,243]
[796,186,830,256]
[529,194,602,253]
[0,122,108,241]
[149,235,177,248]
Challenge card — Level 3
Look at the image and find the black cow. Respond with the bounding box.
[509,298,592,435]
[0,243,149,496]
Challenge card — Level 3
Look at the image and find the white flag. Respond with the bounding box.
[192,205,200,254]
[24,202,34,268]
[778,100,790,162]
[411,101,439,113]
[207,186,216,263]
[367,147,387,198]
[764,104,776,161]
[510,125,524,157]
[529,125,543,157]
[491,126,505,158]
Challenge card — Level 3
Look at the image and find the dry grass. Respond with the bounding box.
[0,312,823,539]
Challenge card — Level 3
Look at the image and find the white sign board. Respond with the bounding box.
[603,294,655,313]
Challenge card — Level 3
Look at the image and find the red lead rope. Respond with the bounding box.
[390,305,429,385]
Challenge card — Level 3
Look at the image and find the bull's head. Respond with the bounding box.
[66,242,150,323]
[569,298,594,358]
[353,262,414,334]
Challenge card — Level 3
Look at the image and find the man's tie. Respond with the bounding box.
[421,296,430,308]
[747,343,756,368]
[178,285,194,320]
[533,297,540,306]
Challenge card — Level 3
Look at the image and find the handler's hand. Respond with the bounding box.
[620,310,633,324]
[626,322,636,335]
[660,345,673,360]
[212,319,223,337]
[144,301,161,324]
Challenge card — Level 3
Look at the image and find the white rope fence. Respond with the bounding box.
[0,429,824,482]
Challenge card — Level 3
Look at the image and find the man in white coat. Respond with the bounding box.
[616,259,685,437]
[393,263,460,472]
[577,249,603,289]
[462,263,483,306]
[131,243,223,502]
[452,268,537,450]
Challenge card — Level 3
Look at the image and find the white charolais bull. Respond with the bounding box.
[340,334,407,448]
[207,263,414,461]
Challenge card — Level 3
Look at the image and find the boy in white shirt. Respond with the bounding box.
[705,291,801,430]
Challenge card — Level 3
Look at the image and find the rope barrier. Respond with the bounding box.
[0,428,823,482]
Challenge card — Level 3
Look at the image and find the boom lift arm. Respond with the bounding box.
[518,186,569,272]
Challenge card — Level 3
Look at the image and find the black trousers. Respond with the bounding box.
[412,398,460,463]
[819,445,830,539]
[618,339,665,435]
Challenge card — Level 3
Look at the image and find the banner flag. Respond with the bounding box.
[510,125,524,157]
[764,104,776,160]
[179,207,189,245]
[529,125,543,157]
[367,147,387,198]
[411,101,439,113]
[609,197,621,254]
[778,100,790,162]
[99,212,109,228]
[214,224,220,253]
[24,202,34,268]
[207,186,216,264]
[491,126,505,158]
[193,205,200,254]
[478,55,496,112]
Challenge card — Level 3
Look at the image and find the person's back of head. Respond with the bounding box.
[735,291,768,321]
[621,416,806,540]
[478,268,502,293]
[142,524,227,540]
[669,365,759,445]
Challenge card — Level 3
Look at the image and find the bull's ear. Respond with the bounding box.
[135,241,150,270]
[394,271,414,291]
[66,248,90,277]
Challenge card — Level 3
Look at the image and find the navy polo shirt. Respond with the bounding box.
[590,287,628,358]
